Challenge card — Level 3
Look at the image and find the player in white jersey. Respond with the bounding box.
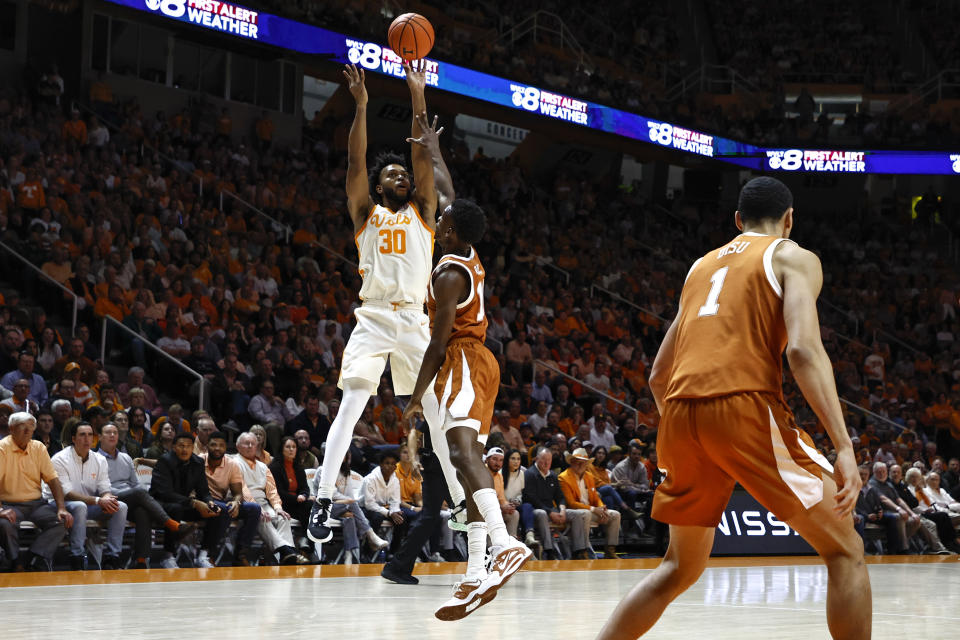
[308,62,466,543]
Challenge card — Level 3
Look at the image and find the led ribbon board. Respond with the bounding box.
[107,1,960,175]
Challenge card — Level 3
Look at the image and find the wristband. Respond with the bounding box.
[95,496,101,505]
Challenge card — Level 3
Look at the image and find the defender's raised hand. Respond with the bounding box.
[406,113,444,153]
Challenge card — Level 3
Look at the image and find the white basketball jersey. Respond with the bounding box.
[355,202,434,304]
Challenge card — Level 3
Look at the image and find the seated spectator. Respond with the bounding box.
[123,388,153,430]
[109,411,142,458]
[32,410,61,457]
[192,416,216,456]
[268,436,311,526]
[588,446,641,521]
[854,465,904,554]
[52,338,97,384]
[1,379,40,415]
[0,412,72,571]
[490,409,524,452]
[213,352,251,424]
[352,405,388,450]
[558,448,620,559]
[152,403,190,436]
[522,447,580,561]
[527,402,549,434]
[183,336,219,400]
[530,371,554,405]
[905,467,960,552]
[199,431,261,567]
[923,471,960,513]
[314,451,388,563]
[1,353,48,407]
[375,403,405,446]
[235,432,308,565]
[46,422,128,570]
[587,413,617,452]
[284,394,330,454]
[485,447,519,538]
[96,422,196,568]
[121,303,162,371]
[247,380,290,455]
[249,424,273,464]
[149,432,231,568]
[889,464,953,554]
[610,444,652,510]
[372,389,402,424]
[942,458,960,493]
[89,383,123,415]
[116,367,162,415]
[869,461,918,553]
[293,429,319,469]
[54,363,94,408]
[36,327,62,376]
[361,450,414,553]
[126,407,153,450]
[144,422,177,460]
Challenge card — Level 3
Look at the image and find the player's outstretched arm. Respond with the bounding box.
[407,113,455,212]
[776,242,860,517]
[402,61,438,225]
[402,268,468,421]
[343,64,373,232]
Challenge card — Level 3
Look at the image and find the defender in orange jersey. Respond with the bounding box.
[597,177,870,640]
[404,199,531,621]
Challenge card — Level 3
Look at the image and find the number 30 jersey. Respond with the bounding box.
[355,202,435,305]
[665,232,790,401]
[426,247,488,343]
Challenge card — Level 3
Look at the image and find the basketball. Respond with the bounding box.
[387,13,435,61]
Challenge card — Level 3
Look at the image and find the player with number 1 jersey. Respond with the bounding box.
[598,177,868,640]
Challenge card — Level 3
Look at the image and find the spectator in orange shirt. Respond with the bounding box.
[505,330,533,382]
[255,110,274,152]
[61,110,87,146]
[17,168,46,211]
[94,284,129,322]
[491,409,524,451]
[375,406,404,446]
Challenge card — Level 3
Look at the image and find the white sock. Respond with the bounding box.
[423,394,466,505]
[465,521,488,580]
[317,385,373,500]
[473,488,510,547]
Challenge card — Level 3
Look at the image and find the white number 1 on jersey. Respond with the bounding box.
[475,281,485,321]
[697,266,728,317]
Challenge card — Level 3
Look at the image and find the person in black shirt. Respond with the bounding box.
[382,419,451,584]
[149,432,230,568]
[522,447,582,560]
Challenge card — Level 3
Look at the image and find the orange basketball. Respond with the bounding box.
[387,13,435,61]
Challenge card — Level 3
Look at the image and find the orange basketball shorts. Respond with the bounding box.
[433,338,500,441]
[652,391,834,527]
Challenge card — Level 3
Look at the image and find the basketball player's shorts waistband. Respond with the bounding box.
[362,300,424,311]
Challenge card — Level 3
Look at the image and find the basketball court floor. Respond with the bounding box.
[2,556,957,639]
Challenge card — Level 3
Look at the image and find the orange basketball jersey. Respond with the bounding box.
[426,247,488,342]
[665,232,790,401]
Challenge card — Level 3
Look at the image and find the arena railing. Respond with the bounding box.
[0,240,80,337]
[839,398,905,434]
[589,284,669,326]
[98,316,207,412]
[819,298,923,356]
[533,359,639,425]
[536,258,570,285]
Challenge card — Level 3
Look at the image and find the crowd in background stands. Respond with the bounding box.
[0,52,959,566]
[251,0,960,151]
